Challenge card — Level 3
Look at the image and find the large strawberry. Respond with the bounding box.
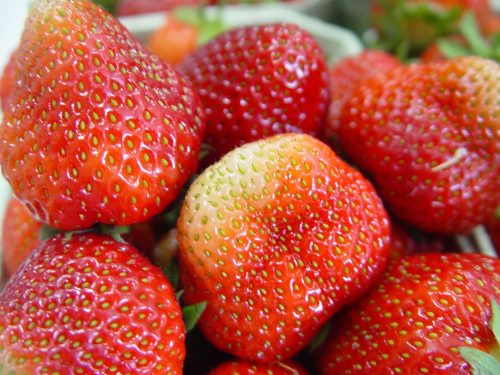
[322,50,401,149]
[0,50,18,112]
[177,133,391,362]
[209,360,309,374]
[1,197,43,277]
[0,0,205,230]
[0,233,185,374]
[337,56,500,234]
[179,23,330,160]
[317,253,500,374]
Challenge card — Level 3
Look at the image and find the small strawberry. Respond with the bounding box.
[209,360,309,375]
[177,133,391,362]
[322,50,401,149]
[337,56,500,234]
[0,0,205,230]
[179,23,330,159]
[0,50,18,112]
[317,253,500,374]
[0,233,185,374]
[1,197,43,277]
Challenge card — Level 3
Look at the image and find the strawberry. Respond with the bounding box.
[389,222,446,261]
[317,253,500,374]
[209,360,309,374]
[147,15,199,66]
[0,50,17,112]
[337,56,500,234]
[1,197,43,277]
[322,50,401,149]
[0,0,205,230]
[0,233,185,373]
[179,23,330,160]
[177,133,391,362]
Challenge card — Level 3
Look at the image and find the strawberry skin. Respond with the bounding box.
[0,233,185,374]
[0,50,17,113]
[179,23,330,159]
[177,133,391,362]
[0,0,205,230]
[338,56,500,234]
[317,253,500,374]
[323,50,401,146]
[209,360,309,375]
[1,197,43,277]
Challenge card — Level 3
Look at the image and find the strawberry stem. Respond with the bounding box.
[431,147,467,172]
[456,234,476,254]
[100,224,130,243]
[275,362,300,374]
[472,225,497,258]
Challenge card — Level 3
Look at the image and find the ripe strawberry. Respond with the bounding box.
[179,23,330,159]
[177,133,391,362]
[337,56,500,234]
[209,360,309,374]
[0,233,185,374]
[0,50,17,112]
[317,253,500,374]
[1,197,43,277]
[0,0,205,230]
[322,50,401,148]
[147,15,199,66]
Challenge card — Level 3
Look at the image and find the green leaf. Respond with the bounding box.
[459,347,500,375]
[459,11,490,57]
[437,39,470,58]
[491,300,500,346]
[182,301,207,332]
[100,224,130,243]
[162,258,180,291]
[92,0,118,14]
[308,319,332,353]
[175,289,184,301]
[39,225,62,241]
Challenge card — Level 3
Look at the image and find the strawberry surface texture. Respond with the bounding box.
[337,56,500,234]
[0,233,185,374]
[317,253,500,374]
[0,0,205,230]
[177,133,391,363]
[179,23,330,160]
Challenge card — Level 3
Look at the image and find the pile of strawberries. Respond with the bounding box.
[0,0,498,374]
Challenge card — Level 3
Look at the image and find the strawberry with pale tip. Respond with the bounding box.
[0,0,205,231]
[177,133,391,363]
[209,360,310,374]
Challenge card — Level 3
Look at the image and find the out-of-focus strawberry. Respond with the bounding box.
[0,50,18,112]
[209,360,310,374]
[338,56,500,234]
[1,197,42,277]
[180,23,330,160]
[0,233,185,373]
[0,0,205,230]
[177,133,391,362]
[317,253,500,374]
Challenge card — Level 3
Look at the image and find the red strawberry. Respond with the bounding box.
[0,50,17,112]
[317,253,500,374]
[209,360,309,374]
[1,197,43,277]
[337,56,500,234]
[389,222,446,261]
[0,0,205,230]
[0,233,185,374]
[322,50,401,148]
[179,23,330,159]
[177,133,391,362]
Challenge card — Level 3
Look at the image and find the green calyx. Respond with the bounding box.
[459,300,500,374]
[173,6,229,46]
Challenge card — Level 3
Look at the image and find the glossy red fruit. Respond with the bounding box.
[0,233,185,374]
[0,0,205,230]
[1,197,42,277]
[338,56,500,234]
[0,50,17,112]
[209,360,309,375]
[323,50,400,147]
[179,23,330,159]
[317,253,500,374]
[177,133,391,363]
